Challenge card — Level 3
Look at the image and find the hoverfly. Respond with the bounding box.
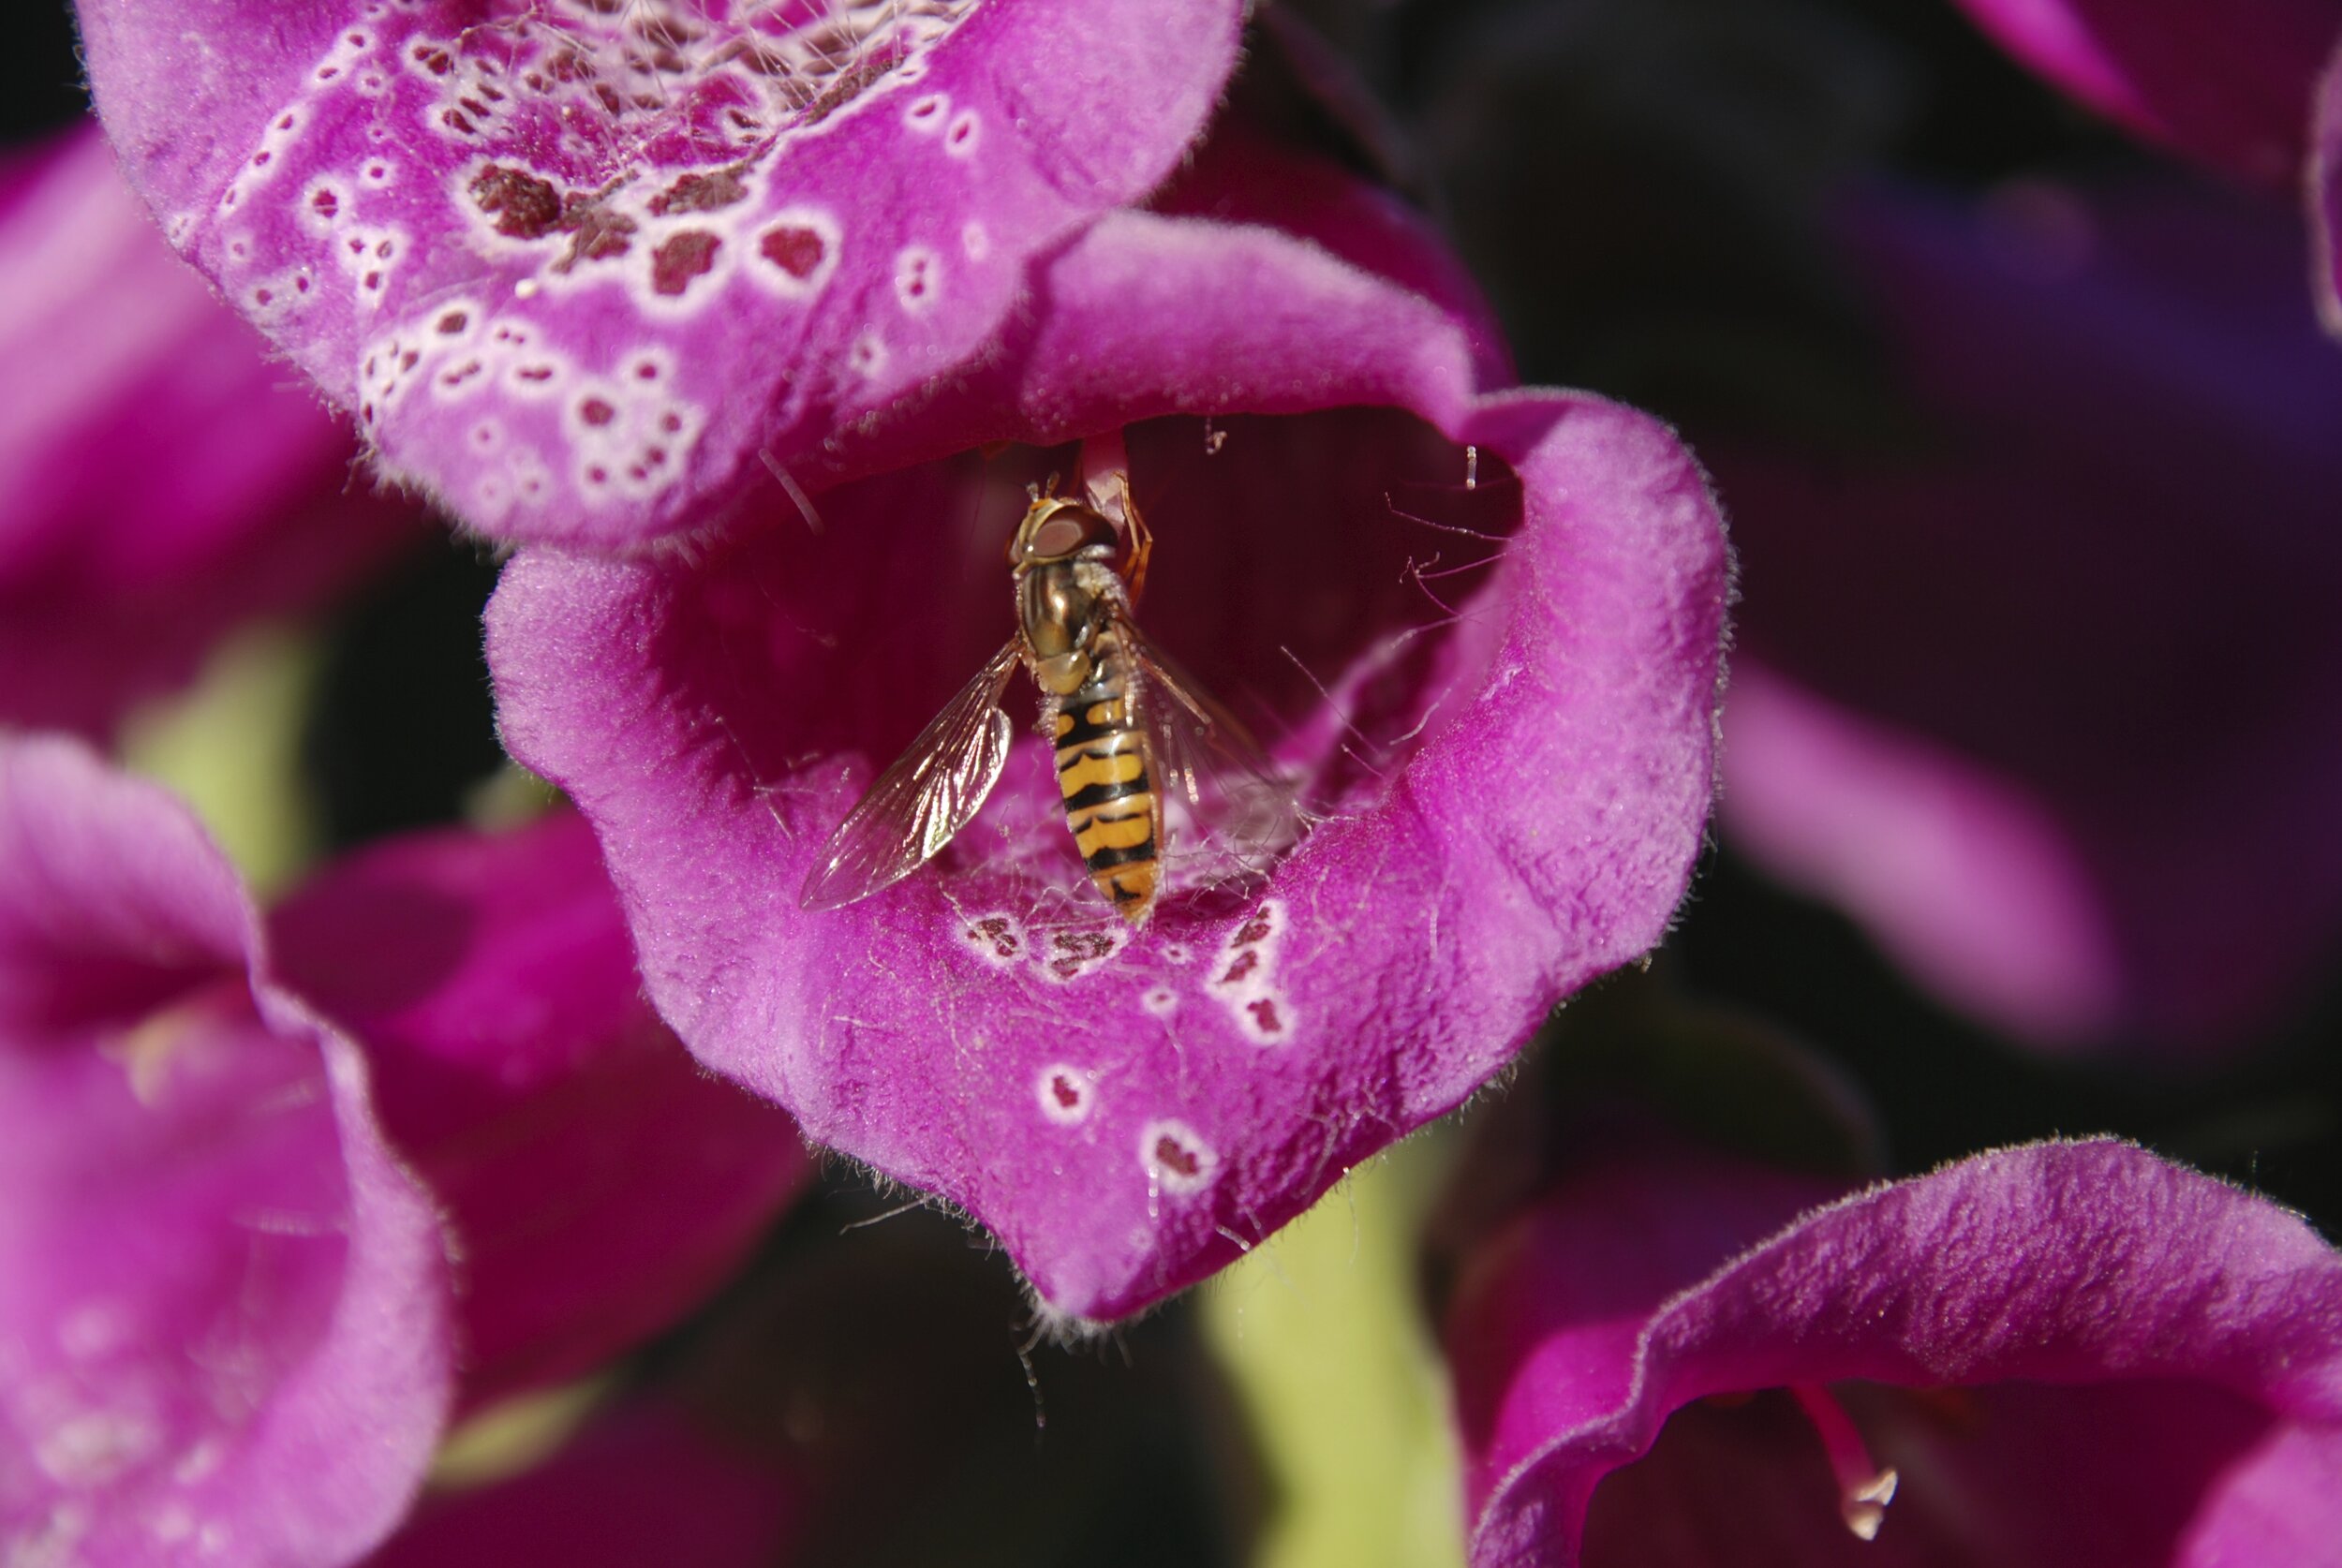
[799,472,1297,925]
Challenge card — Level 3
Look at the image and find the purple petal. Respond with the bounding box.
[0,125,418,737]
[1714,178,2342,1051]
[1948,0,2342,187]
[76,0,1243,548]
[364,1403,798,1568]
[271,810,813,1410]
[2315,39,2342,335]
[1449,1137,2342,1567]
[488,185,1730,1319]
[0,736,451,1566]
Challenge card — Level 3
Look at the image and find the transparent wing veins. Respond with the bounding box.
[1115,609,1304,865]
[799,641,1021,910]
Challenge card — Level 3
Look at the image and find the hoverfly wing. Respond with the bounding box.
[1114,611,1305,868]
[799,641,1022,911]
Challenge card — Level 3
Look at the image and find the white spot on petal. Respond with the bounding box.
[1141,1120,1216,1195]
[904,93,947,131]
[1037,1065,1096,1126]
[893,244,941,314]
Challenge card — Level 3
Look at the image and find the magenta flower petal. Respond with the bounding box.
[1948,0,2342,188]
[75,0,1243,548]
[364,1403,798,1568]
[1715,178,2342,1052]
[1448,1137,2342,1567]
[0,736,451,1565]
[2315,41,2342,333]
[0,125,417,737]
[271,810,813,1410]
[488,181,1730,1319]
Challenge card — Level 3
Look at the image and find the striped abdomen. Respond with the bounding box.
[1052,628,1159,922]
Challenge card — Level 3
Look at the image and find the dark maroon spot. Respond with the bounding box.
[362,270,381,290]
[376,239,393,259]
[1246,998,1284,1035]
[435,309,468,334]
[360,400,375,422]
[363,355,378,377]
[633,362,659,380]
[556,203,638,271]
[398,348,419,370]
[443,109,475,135]
[441,361,482,386]
[459,97,490,118]
[593,82,625,115]
[1236,914,1271,945]
[1219,950,1260,985]
[948,118,972,145]
[578,397,615,427]
[1051,1074,1082,1109]
[275,112,295,130]
[318,66,340,81]
[586,465,609,484]
[650,230,720,295]
[310,188,339,217]
[470,163,563,239]
[644,447,667,466]
[759,225,825,280]
[251,150,271,168]
[658,411,682,434]
[647,169,748,217]
[908,97,940,120]
[292,276,311,293]
[253,287,274,305]
[480,84,505,102]
[516,365,554,382]
[1153,1136,1202,1178]
[411,43,452,75]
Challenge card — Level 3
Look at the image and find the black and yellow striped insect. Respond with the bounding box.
[799,474,1294,925]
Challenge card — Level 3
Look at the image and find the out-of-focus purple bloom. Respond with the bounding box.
[1949,0,2342,187]
[272,809,813,1412]
[487,144,1732,1321]
[1447,1135,2342,1567]
[0,124,417,738]
[0,735,451,1566]
[74,0,1243,548]
[364,1402,799,1568]
[1715,176,2342,1053]
[1,739,816,1559]
[1946,0,2342,330]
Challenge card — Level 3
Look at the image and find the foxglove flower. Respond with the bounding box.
[1,739,814,1561]
[365,1402,800,1568]
[272,808,813,1410]
[1944,0,2342,331]
[1447,1135,2342,1566]
[0,125,416,737]
[75,0,1244,547]
[0,735,451,1565]
[487,139,1732,1321]
[1715,177,2342,1051]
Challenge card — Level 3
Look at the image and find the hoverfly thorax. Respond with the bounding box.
[1012,494,1131,698]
